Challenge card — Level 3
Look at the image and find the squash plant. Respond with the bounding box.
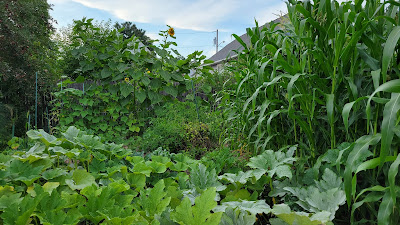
[53,18,212,141]
[0,126,338,225]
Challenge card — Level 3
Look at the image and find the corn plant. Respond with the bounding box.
[221,0,400,223]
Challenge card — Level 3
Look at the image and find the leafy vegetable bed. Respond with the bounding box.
[0,127,341,224]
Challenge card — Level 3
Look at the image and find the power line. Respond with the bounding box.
[177,31,215,34]
[146,31,215,35]
[174,45,214,48]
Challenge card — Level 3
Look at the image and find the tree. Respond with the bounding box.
[0,0,58,139]
[114,21,151,45]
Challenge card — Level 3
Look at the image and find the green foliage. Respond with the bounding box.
[0,127,263,225]
[219,207,256,225]
[283,169,346,221]
[219,0,400,223]
[189,163,225,192]
[201,146,246,174]
[53,19,211,142]
[0,0,58,138]
[271,204,333,225]
[171,187,223,225]
[134,101,223,156]
[247,146,296,180]
[114,21,151,45]
[0,103,13,147]
[214,200,271,215]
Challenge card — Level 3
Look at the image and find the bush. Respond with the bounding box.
[201,147,247,174]
[132,101,223,157]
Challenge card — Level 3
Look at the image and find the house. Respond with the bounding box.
[207,16,286,70]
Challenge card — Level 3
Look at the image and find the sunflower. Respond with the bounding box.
[168,27,175,37]
[124,77,129,82]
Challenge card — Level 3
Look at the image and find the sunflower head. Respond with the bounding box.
[168,27,175,37]
[124,77,129,82]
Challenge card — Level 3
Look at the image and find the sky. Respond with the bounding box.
[48,0,288,58]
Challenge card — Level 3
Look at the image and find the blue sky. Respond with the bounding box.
[49,0,287,57]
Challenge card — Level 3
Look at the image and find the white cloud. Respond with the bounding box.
[49,0,70,4]
[254,1,287,25]
[146,32,161,40]
[71,0,243,31]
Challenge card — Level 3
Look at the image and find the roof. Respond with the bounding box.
[208,16,286,65]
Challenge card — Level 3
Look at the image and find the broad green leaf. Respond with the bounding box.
[136,90,147,103]
[120,83,134,98]
[117,63,126,73]
[314,168,343,191]
[271,204,331,225]
[126,173,146,190]
[146,161,167,173]
[219,207,256,225]
[171,187,222,225]
[164,86,178,98]
[170,162,189,171]
[132,162,152,177]
[247,149,296,180]
[42,168,68,180]
[170,72,184,82]
[0,186,22,210]
[219,170,254,184]
[190,163,226,192]
[283,169,344,221]
[38,208,82,225]
[7,160,44,186]
[160,71,171,81]
[26,129,58,146]
[148,91,163,105]
[101,67,113,78]
[141,77,151,86]
[42,182,59,194]
[138,179,171,217]
[61,126,80,142]
[213,200,271,215]
[1,188,47,225]
[65,169,97,190]
[150,78,162,89]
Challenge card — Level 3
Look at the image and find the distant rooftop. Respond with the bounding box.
[208,16,286,65]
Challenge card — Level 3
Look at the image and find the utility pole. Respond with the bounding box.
[216,29,218,53]
[214,29,224,54]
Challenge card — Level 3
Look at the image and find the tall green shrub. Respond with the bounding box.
[53,19,212,141]
[0,0,58,137]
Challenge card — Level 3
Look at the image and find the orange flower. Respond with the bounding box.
[168,27,175,37]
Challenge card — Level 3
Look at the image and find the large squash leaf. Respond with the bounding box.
[171,187,222,225]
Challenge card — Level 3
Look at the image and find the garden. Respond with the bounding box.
[1,0,400,224]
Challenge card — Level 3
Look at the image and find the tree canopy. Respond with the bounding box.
[0,0,57,138]
[114,21,151,45]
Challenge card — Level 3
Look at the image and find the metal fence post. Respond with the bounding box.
[35,71,38,129]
